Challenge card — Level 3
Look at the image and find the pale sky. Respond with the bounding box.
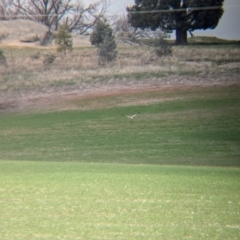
[86,0,240,40]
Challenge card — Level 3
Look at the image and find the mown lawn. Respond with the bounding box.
[0,160,239,240]
[0,86,239,166]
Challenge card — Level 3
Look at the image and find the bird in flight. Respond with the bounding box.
[125,113,139,119]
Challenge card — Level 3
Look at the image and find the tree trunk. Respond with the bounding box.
[175,28,188,45]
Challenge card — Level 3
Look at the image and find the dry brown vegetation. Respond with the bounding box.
[0,42,240,112]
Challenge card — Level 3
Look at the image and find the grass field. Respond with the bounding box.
[0,160,239,239]
[1,40,240,239]
[1,86,240,239]
[1,88,240,239]
[1,86,240,166]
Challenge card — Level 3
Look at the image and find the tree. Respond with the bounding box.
[127,0,224,45]
[90,20,117,65]
[13,0,109,33]
[0,0,20,20]
[55,23,72,56]
[66,0,110,34]
[112,13,152,40]
[90,19,107,46]
[15,0,71,30]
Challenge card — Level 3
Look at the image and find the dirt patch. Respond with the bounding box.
[0,101,17,111]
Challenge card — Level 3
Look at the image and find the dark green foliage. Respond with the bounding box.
[90,20,117,65]
[127,0,225,45]
[55,23,73,56]
[98,34,118,65]
[90,20,113,47]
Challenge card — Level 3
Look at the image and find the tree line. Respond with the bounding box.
[0,0,225,45]
[0,0,109,34]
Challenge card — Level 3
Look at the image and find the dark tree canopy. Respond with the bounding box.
[90,20,117,65]
[90,20,113,47]
[127,0,224,45]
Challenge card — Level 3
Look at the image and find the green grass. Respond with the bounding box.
[0,160,239,240]
[1,40,240,240]
[1,86,240,239]
[0,86,240,166]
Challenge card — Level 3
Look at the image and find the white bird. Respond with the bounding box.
[126,114,138,119]
[180,0,184,7]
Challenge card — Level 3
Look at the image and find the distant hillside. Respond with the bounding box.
[186,36,240,45]
[0,19,50,47]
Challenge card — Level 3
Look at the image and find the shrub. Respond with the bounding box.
[0,49,7,65]
[55,23,73,56]
[154,31,172,57]
[43,54,56,65]
[90,20,110,47]
[90,20,117,65]
[98,34,117,65]
[31,52,41,60]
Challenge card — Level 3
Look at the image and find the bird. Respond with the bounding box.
[125,113,139,119]
[180,0,184,7]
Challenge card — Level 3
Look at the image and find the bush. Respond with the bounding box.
[0,49,7,65]
[90,20,110,47]
[30,52,41,60]
[154,31,172,57]
[98,35,117,65]
[90,20,117,65]
[55,23,73,56]
[43,54,56,65]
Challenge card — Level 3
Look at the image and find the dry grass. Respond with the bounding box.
[0,44,240,103]
[174,46,240,63]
